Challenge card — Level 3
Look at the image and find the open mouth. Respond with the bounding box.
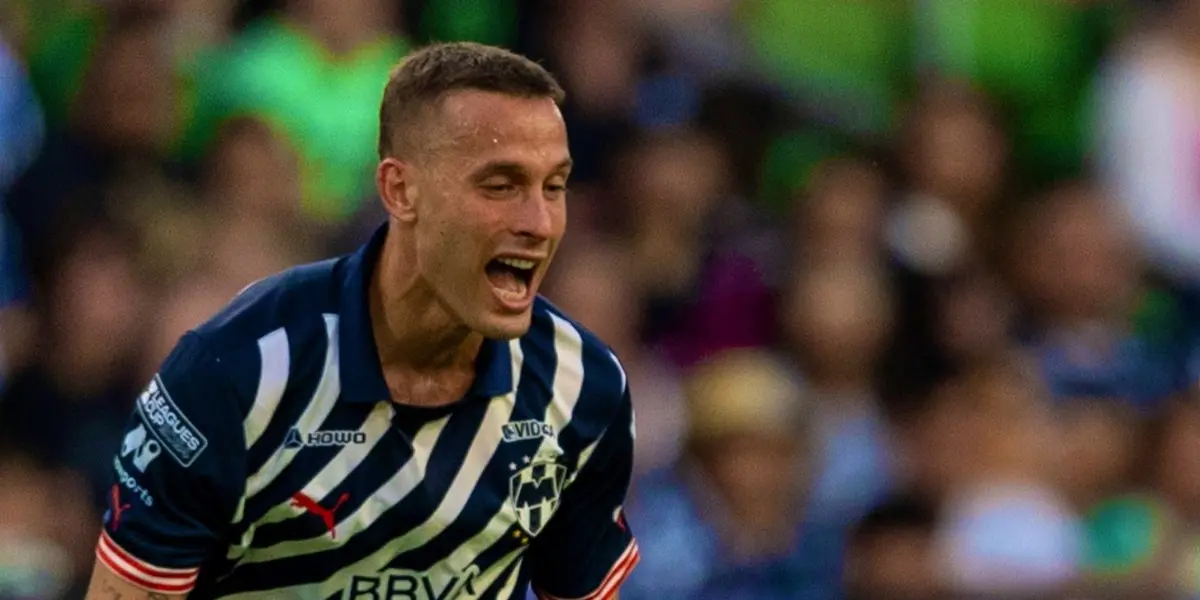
[485,257,537,304]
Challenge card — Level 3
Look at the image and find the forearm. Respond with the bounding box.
[84,559,188,600]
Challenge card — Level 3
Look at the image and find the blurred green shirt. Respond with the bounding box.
[185,19,409,222]
[915,0,1124,183]
[738,0,913,136]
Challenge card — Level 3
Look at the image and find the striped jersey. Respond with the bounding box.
[97,225,640,599]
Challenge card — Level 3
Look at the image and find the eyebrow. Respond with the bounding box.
[471,158,574,179]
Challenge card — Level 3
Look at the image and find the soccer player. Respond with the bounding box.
[84,42,639,600]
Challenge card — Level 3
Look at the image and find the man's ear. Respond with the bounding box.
[377,157,419,223]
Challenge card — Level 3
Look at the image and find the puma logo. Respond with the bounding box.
[109,484,131,532]
[290,492,350,539]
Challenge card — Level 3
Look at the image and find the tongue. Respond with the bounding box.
[487,268,527,297]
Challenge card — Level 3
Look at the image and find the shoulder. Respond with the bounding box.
[529,297,629,414]
[172,257,345,404]
[193,257,343,349]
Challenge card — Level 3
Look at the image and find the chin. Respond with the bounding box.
[472,310,534,340]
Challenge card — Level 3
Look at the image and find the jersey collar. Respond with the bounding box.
[338,223,515,405]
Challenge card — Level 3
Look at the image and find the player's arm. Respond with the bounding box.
[85,560,184,600]
[527,378,639,600]
[85,332,247,598]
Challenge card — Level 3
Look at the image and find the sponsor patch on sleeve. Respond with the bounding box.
[135,376,209,467]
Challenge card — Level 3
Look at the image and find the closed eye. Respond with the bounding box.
[482,183,518,196]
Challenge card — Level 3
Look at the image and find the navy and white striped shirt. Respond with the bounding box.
[98,225,639,599]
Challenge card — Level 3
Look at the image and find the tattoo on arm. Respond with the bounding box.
[94,580,169,600]
[90,570,175,600]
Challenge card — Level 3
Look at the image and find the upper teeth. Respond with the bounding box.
[498,258,536,270]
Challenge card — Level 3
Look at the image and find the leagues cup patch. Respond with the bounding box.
[135,375,208,467]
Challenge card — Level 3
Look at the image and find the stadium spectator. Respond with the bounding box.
[780,261,896,523]
[0,32,38,390]
[1095,0,1200,283]
[931,355,1084,596]
[1007,181,1177,411]
[183,0,408,221]
[843,494,943,600]
[623,349,842,600]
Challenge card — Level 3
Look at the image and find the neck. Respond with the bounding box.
[370,236,482,373]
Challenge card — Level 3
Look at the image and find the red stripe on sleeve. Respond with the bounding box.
[536,539,641,600]
[96,532,199,594]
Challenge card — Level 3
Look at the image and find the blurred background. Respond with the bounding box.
[8,0,1200,598]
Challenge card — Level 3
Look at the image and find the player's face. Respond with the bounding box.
[413,91,570,339]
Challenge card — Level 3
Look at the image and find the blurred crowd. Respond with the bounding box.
[6,0,1200,598]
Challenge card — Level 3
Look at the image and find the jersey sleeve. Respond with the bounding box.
[97,332,247,595]
[528,386,640,600]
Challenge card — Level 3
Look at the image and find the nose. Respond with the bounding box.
[513,192,559,240]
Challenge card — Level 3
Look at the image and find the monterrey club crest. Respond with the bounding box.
[508,447,568,536]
